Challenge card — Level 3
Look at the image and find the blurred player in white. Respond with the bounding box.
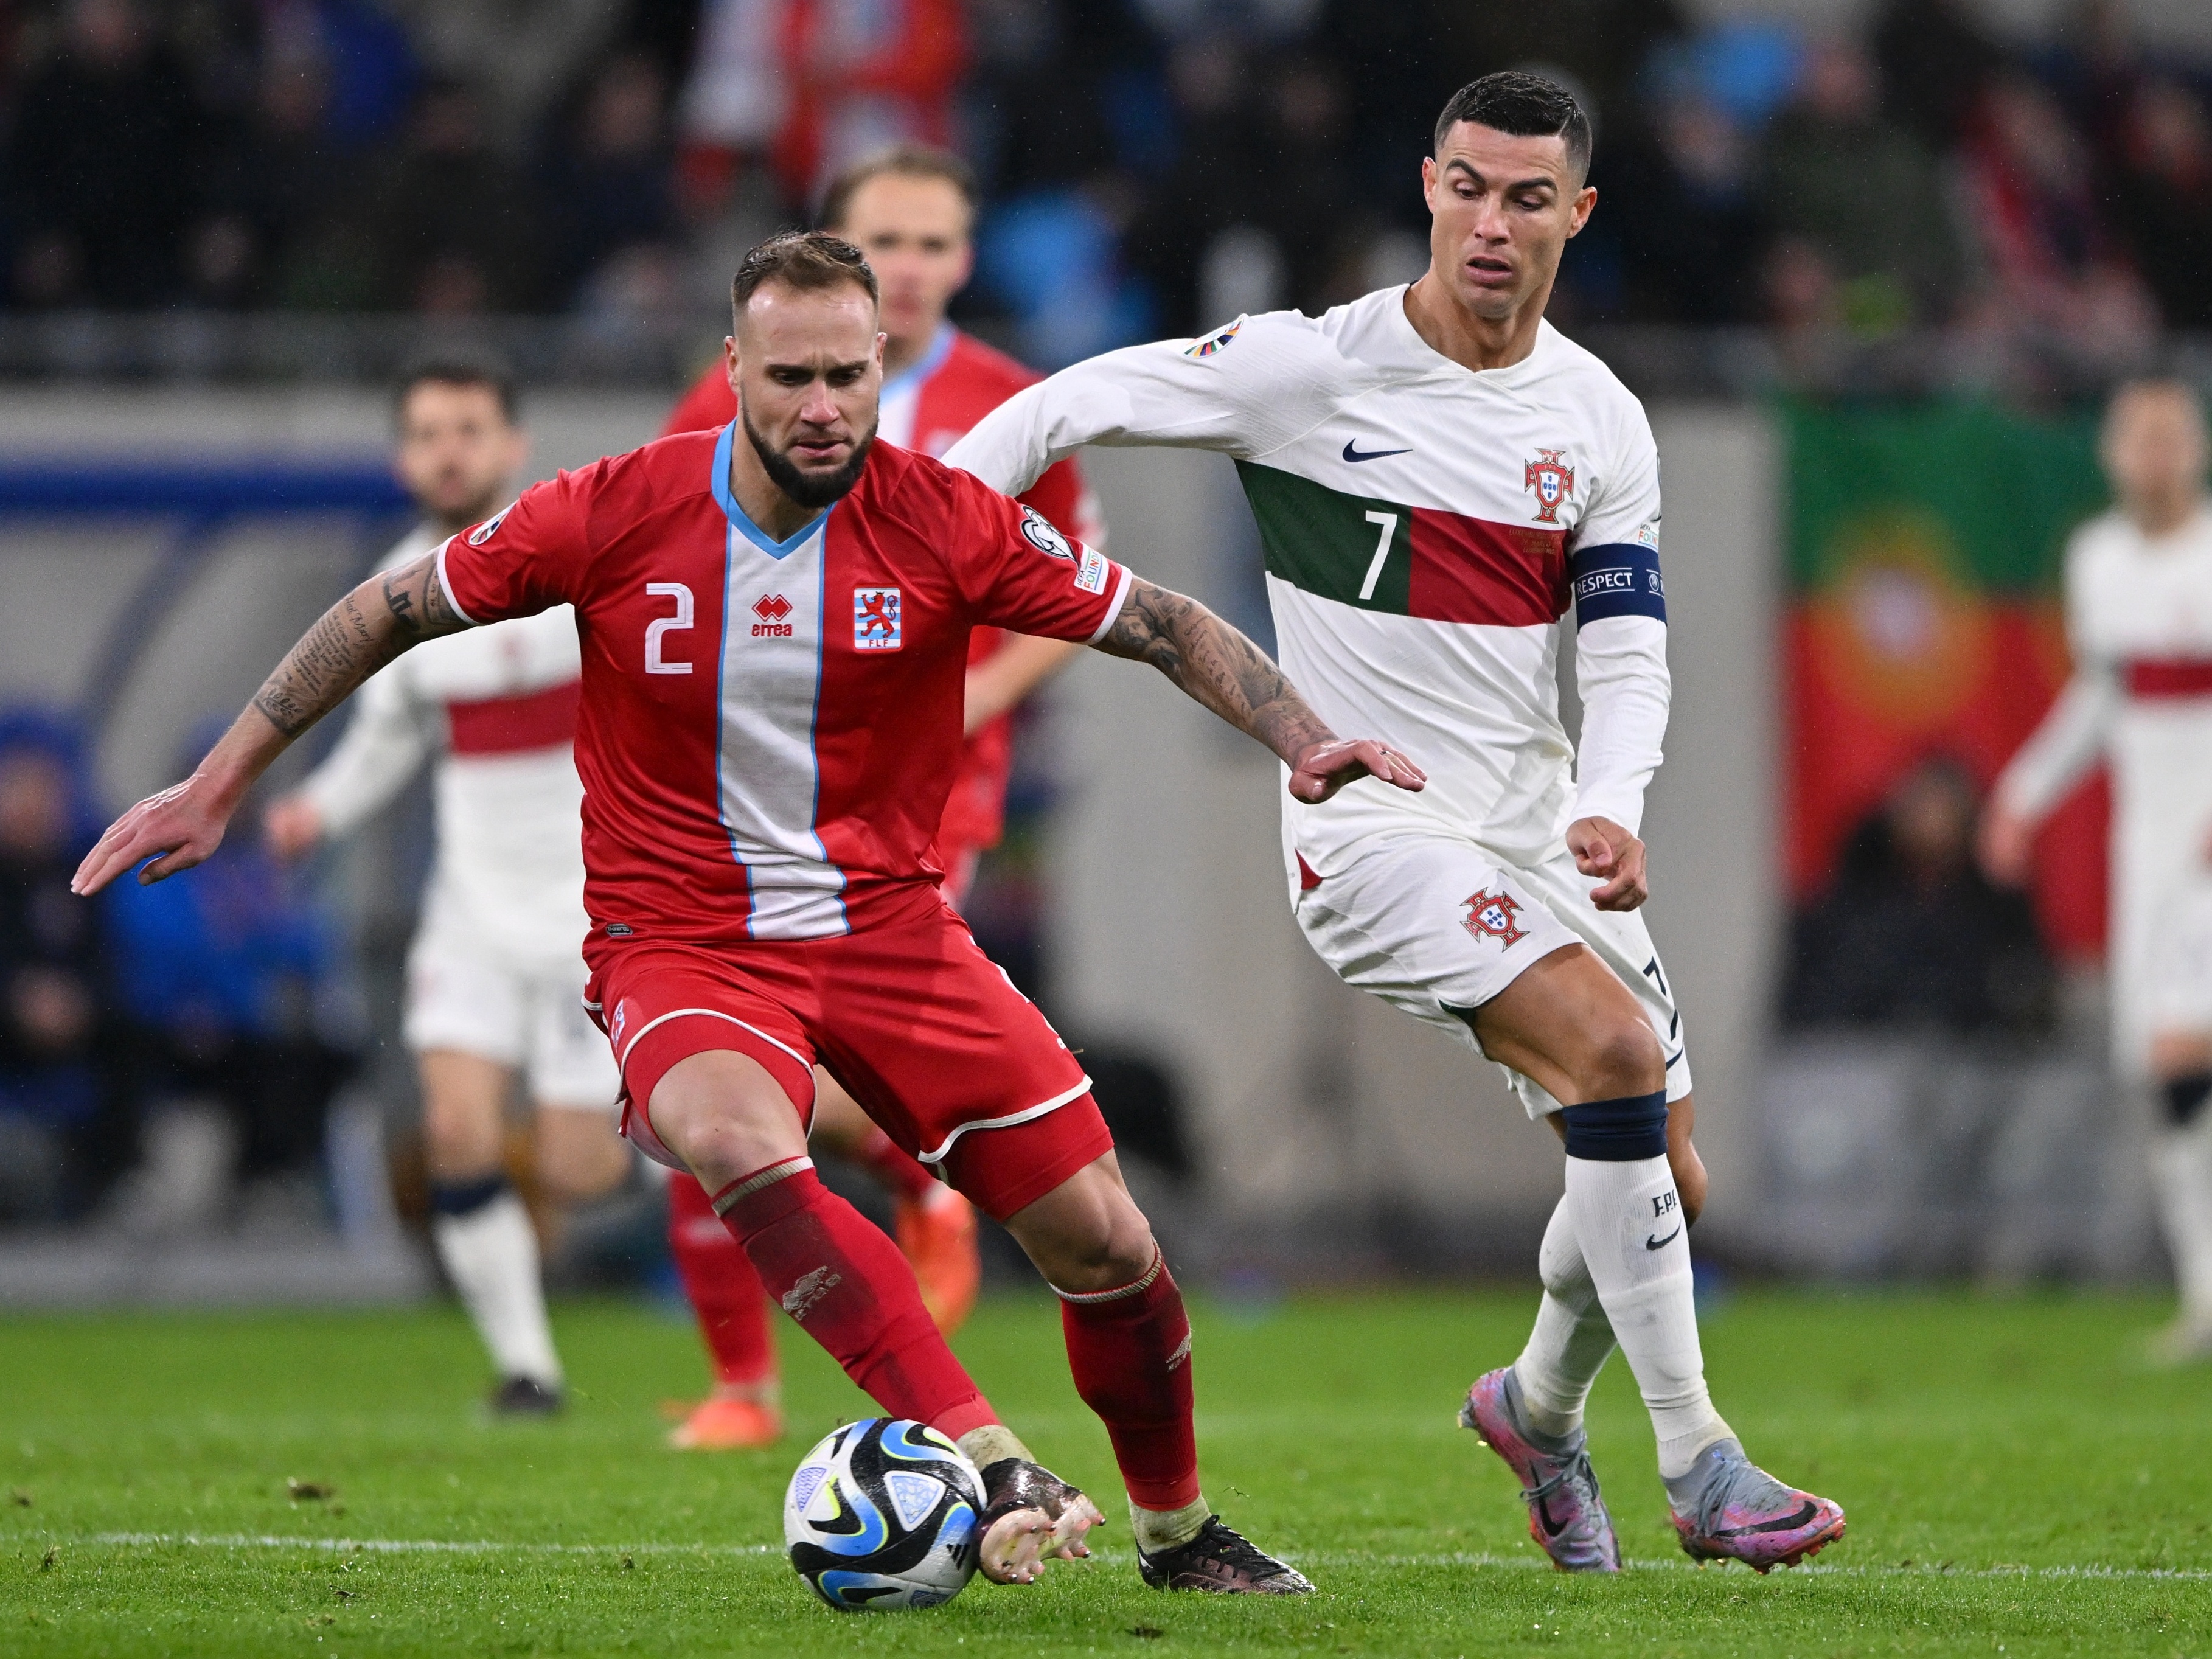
[951,71,1845,1573]
[265,362,628,1413]
[655,144,1102,1449]
[1983,380,2212,1364]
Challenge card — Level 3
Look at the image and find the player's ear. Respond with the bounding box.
[1567,184,1596,237]
[723,336,740,386]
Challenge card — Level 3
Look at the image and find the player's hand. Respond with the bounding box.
[263,795,324,862]
[71,776,234,896]
[1568,816,1648,911]
[1287,738,1427,804]
[1977,804,2034,888]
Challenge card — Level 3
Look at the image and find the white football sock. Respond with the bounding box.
[431,1188,562,1387]
[1131,1495,1210,1554]
[1563,1152,1730,1478]
[1512,1195,1618,1442]
[2151,1116,2212,1327]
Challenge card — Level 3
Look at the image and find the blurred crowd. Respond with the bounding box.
[1,0,2208,367]
[0,712,356,1224]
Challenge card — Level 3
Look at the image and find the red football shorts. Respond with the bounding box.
[585,899,1111,1221]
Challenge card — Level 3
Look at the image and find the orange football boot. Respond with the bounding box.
[895,1187,980,1334]
[667,1395,783,1450]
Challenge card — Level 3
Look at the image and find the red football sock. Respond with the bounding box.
[1059,1248,1202,1511]
[715,1158,996,1439]
[849,1124,939,1202]
[667,1171,775,1387]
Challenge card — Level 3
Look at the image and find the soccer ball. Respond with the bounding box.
[784,1417,984,1610]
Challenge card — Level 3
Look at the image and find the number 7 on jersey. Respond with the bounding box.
[1360,511,1399,602]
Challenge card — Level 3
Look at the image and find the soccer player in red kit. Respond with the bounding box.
[656,145,1093,1452]
[73,231,1424,1593]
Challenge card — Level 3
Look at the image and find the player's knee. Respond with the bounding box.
[1012,1180,1156,1294]
[1581,1017,1664,1101]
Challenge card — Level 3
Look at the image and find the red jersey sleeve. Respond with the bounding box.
[945,467,1130,643]
[436,468,593,626]
[1014,454,1104,551]
[662,363,737,437]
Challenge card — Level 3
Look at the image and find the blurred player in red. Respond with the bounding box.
[75,230,1419,1590]
[659,143,1102,1451]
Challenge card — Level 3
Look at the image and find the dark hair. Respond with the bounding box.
[731,231,880,321]
[819,142,979,233]
[394,353,518,428]
[1433,71,1591,183]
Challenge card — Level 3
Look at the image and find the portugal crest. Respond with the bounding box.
[1523,450,1574,524]
[1462,887,1528,947]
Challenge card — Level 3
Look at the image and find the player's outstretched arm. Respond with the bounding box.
[1093,576,1425,803]
[72,552,468,896]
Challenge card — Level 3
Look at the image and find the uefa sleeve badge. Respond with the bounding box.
[853,587,902,650]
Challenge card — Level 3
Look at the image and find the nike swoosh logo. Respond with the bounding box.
[1645,1226,1682,1251]
[1717,1501,1820,1537]
[1343,440,1412,463]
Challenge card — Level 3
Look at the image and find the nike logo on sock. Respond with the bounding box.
[1644,1226,1682,1251]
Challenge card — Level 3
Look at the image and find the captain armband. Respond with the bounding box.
[1568,541,1667,626]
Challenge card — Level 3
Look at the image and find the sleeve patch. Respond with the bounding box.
[1074,545,1110,595]
[1570,541,1666,625]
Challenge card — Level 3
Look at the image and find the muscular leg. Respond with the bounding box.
[1520,1095,1704,1439]
[420,1049,563,1393]
[811,1070,981,1331]
[530,1105,630,1205]
[1473,946,1728,1478]
[997,1152,1205,1550]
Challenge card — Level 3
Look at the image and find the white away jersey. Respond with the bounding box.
[297,525,591,967]
[944,289,1670,872]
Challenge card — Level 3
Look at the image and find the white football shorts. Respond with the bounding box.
[2148,878,2212,1037]
[404,913,619,1111]
[1292,831,1691,1119]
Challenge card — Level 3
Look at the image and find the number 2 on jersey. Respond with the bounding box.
[1359,511,1399,602]
[645,582,694,674]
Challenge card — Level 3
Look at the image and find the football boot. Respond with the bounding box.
[976,1458,1105,1584]
[1138,1516,1313,1594]
[1665,1438,1846,1571]
[894,1188,981,1335]
[667,1396,783,1450]
[488,1376,563,1416]
[1460,1366,1620,1573]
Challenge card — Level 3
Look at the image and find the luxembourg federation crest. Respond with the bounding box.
[1462,888,1528,947]
[1523,450,1574,524]
[853,587,902,650]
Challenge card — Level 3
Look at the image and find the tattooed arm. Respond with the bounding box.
[73,553,470,894]
[1091,577,1426,804]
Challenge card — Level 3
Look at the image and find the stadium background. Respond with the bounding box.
[4,0,2212,1307]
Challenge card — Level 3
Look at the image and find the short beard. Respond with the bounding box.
[743,409,877,510]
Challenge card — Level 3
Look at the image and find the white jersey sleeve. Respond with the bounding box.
[1995,523,2118,820]
[1565,397,1669,835]
[295,656,436,838]
[944,313,1349,494]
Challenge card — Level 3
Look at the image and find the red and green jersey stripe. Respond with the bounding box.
[1235,461,1570,627]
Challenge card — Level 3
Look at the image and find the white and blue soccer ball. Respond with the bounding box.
[784,1417,984,1611]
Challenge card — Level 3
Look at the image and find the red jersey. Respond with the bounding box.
[436,425,1129,945]
[663,326,1103,850]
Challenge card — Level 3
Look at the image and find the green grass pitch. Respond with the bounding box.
[4,1285,2210,1655]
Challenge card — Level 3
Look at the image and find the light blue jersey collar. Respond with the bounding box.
[710,420,830,559]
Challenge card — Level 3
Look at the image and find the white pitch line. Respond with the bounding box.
[44,1536,2212,1581]
[1291,1551,2212,1582]
[73,1533,779,1557]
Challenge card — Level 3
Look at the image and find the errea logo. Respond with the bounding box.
[751,593,794,638]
